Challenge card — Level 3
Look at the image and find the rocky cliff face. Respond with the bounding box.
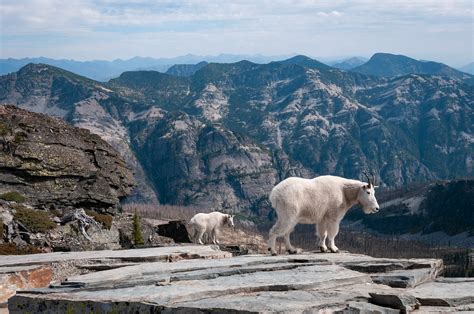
[0,58,472,216]
[0,105,134,210]
[131,112,280,213]
[0,63,158,203]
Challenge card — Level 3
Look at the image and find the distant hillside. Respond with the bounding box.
[345,180,474,246]
[459,62,474,75]
[166,62,208,77]
[331,57,367,70]
[352,53,472,80]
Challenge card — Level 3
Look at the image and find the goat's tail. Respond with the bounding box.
[269,188,278,210]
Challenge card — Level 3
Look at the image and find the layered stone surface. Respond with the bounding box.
[4,246,472,313]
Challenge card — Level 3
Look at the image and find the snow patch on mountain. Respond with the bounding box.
[380,195,425,214]
[128,107,165,121]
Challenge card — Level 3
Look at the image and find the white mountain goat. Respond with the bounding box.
[189,212,235,245]
[268,172,379,255]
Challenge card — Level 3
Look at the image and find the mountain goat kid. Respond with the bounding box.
[189,212,235,245]
[268,173,379,255]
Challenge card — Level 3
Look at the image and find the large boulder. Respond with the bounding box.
[0,105,135,212]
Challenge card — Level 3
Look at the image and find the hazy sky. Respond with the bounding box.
[1,0,473,66]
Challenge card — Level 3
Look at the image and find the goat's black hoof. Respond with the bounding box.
[267,247,271,251]
[320,246,329,253]
[287,249,298,255]
[271,252,278,256]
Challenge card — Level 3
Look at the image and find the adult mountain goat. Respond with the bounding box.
[268,173,379,255]
[189,212,235,245]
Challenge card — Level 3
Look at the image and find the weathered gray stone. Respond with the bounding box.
[0,245,231,268]
[5,248,465,313]
[371,268,437,288]
[410,278,474,306]
[0,105,135,211]
[369,292,421,311]
[337,301,399,314]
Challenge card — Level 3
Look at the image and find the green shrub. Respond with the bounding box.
[133,212,144,246]
[85,209,113,230]
[0,191,26,203]
[0,122,9,137]
[13,206,56,233]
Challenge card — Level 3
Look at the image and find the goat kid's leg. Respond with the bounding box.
[196,227,206,245]
[316,223,328,253]
[327,221,340,253]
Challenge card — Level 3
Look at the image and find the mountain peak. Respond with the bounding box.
[278,55,331,70]
[352,53,471,79]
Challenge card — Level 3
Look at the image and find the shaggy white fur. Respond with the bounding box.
[189,212,235,245]
[268,175,379,255]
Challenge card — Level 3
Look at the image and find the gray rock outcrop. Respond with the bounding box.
[0,105,135,211]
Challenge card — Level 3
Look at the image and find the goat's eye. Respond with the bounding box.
[367,192,370,195]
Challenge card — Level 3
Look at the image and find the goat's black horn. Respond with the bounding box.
[362,170,372,187]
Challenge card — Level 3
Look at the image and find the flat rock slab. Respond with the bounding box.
[1,245,230,307]
[410,278,474,306]
[5,248,456,313]
[0,245,230,268]
[371,268,437,288]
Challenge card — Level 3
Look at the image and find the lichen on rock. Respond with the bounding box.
[0,105,135,212]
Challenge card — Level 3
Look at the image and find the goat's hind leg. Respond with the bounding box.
[315,223,329,253]
[211,228,220,244]
[327,221,340,253]
[269,218,298,255]
[283,219,298,254]
[195,226,206,245]
[268,218,289,256]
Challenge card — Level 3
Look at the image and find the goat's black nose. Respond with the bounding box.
[375,207,379,211]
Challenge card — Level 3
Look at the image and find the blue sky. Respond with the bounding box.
[0,0,472,66]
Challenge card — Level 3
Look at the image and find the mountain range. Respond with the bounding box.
[3,53,472,82]
[0,54,472,218]
[0,54,293,81]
